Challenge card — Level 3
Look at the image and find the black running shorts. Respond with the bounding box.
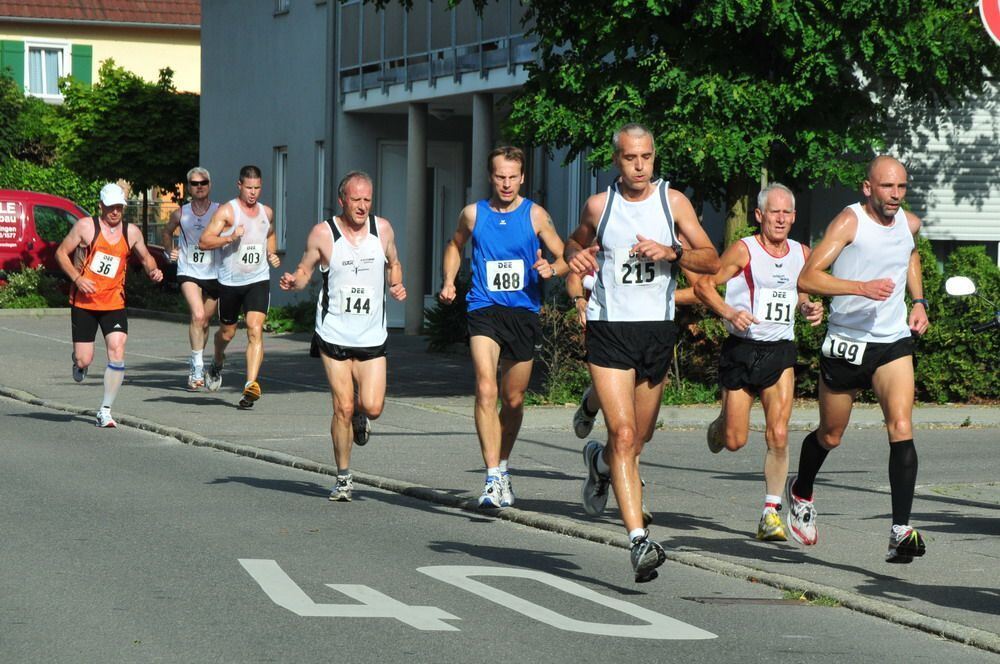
[71,306,128,342]
[585,320,678,385]
[313,334,387,361]
[178,275,221,300]
[718,335,797,393]
[467,305,541,363]
[219,279,270,325]
[820,335,915,391]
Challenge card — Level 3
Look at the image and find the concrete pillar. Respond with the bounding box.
[471,92,493,201]
[404,102,428,335]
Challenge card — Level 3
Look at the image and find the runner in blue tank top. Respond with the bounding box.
[440,146,568,510]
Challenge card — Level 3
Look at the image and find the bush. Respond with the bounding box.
[0,265,68,308]
[265,297,316,333]
[423,271,471,351]
[0,158,103,209]
[125,268,183,313]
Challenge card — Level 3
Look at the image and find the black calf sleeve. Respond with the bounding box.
[888,439,918,525]
[794,430,829,500]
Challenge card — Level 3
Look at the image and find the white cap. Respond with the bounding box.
[99,183,127,207]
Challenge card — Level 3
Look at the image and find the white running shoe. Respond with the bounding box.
[785,475,818,545]
[581,440,611,516]
[886,524,926,563]
[630,529,666,583]
[352,412,371,446]
[72,352,87,383]
[573,386,598,439]
[95,409,117,428]
[500,472,515,507]
[205,360,223,392]
[478,475,503,509]
[329,475,354,502]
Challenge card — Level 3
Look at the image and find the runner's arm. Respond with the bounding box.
[128,224,163,282]
[265,206,280,268]
[380,218,406,301]
[905,212,929,335]
[669,189,721,275]
[798,210,893,300]
[55,218,92,287]
[693,241,755,329]
[796,245,824,325]
[565,194,604,275]
[162,207,181,259]
[279,222,327,291]
[531,204,569,278]
[199,205,238,250]
[439,205,475,303]
[673,268,709,307]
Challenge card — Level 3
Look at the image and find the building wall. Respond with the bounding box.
[200,0,329,305]
[0,24,200,92]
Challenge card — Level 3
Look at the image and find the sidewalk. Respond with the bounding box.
[1,309,998,652]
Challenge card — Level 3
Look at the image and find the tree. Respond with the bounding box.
[57,60,199,235]
[467,0,1000,244]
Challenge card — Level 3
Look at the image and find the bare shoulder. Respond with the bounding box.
[376,215,396,238]
[581,191,608,224]
[458,202,478,228]
[824,206,860,242]
[262,204,274,221]
[904,209,922,234]
[127,223,145,244]
[666,187,696,215]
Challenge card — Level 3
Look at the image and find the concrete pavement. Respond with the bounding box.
[1,308,998,653]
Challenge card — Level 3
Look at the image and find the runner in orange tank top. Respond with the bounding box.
[55,183,164,428]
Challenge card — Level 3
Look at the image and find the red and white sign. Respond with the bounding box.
[982,0,1000,46]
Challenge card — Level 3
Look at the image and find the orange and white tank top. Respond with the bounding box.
[71,218,130,311]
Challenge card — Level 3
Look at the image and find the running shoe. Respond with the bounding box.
[630,529,666,583]
[581,440,611,516]
[757,507,788,541]
[706,416,725,454]
[573,386,598,439]
[205,360,223,392]
[500,472,515,507]
[785,475,818,546]
[238,380,261,409]
[95,409,117,428]
[352,412,371,446]
[329,475,354,502]
[71,352,87,383]
[478,475,503,509]
[886,524,927,564]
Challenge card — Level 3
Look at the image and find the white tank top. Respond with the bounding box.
[176,201,219,280]
[828,203,913,343]
[587,180,678,322]
[724,236,806,342]
[217,199,271,286]
[315,215,388,348]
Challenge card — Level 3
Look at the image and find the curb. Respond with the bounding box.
[1,385,998,655]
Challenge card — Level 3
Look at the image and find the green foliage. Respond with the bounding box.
[423,271,471,351]
[533,286,591,403]
[0,158,103,209]
[0,265,68,308]
[125,268,183,313]
[265,298,316,334]
[498,0,1000,221]
[58,60,199,200]
[0,74,61,165]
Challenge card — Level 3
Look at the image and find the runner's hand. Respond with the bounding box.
[800,300,824,326]
[267,253,281,268]
[439,283,456,304]
[726,307,759,332]
[169,247,179,262]
[389,282,407,301]
[575,296,588,329]
[633,234,671,261]
[532,249,556,279]
[909,304,929,336]
[859,278,894,301]
[74,276,97,294]
[148,269,163,283]
[278,272,297,291]
[568,245,599,275]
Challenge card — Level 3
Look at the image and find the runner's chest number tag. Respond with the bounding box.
[187,246,212,266]
[89,251,121,278]
[342,286,372,315]
[240,243,263,266]
[821,333,867,366]
[756,288,795,325]
[614,248,661,286]
[486,259,524,292]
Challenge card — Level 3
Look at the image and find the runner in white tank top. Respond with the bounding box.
[565,123,720,582]
[161,166,221,390]
[687,183,824,542]
[197,166,280,409]
[280,172,407,502]
[789,156,930,563]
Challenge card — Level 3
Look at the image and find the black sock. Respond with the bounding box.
[794,431,829,500]
[888,439,918,525]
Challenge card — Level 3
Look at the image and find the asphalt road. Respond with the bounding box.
[2,397,997,664]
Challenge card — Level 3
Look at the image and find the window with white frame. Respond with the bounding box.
[26,41,70,99]
[274,147,288,250]
[275,0,290,14]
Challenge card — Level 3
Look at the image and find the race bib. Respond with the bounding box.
[821,332,867,366]
[187,246,212,266]
[341,285,372,315]
[613,247,661,286]
[239,243,264,267]
[486,259,524,292]
[756,288,795,325]
[89,251,121,278]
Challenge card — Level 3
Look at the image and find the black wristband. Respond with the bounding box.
[912,298,928,309]
[571,295,586,303]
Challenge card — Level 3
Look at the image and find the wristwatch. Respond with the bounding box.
[669,243,683,263]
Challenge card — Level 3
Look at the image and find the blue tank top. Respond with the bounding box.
[467,198,541,313]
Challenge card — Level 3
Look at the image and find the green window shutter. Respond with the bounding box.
[1,40,24,88]
[70,44,92,85]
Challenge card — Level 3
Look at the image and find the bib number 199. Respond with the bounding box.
[821,333,866,366]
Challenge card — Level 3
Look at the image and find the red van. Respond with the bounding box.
[0,189,172,278]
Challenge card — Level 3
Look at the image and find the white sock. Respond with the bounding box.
[487,466,501,478]
[191,349,204,371]
[595,449,611,476]
[628,528,647,543]
[499,460,509,474]
[765,495,782,512]
[102,361,125,409]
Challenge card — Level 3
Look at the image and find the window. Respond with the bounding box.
[33,204,79,243]
[26,41,69,99]
[275,0,290,14]
[315,141,325,221]
[274,147,288,250]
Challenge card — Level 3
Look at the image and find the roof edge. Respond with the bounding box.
[0,16,199,31]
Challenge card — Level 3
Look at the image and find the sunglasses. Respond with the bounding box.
[189,180,210,186]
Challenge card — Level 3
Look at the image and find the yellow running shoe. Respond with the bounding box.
[239,380,261,409]
[756,508,788,541]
